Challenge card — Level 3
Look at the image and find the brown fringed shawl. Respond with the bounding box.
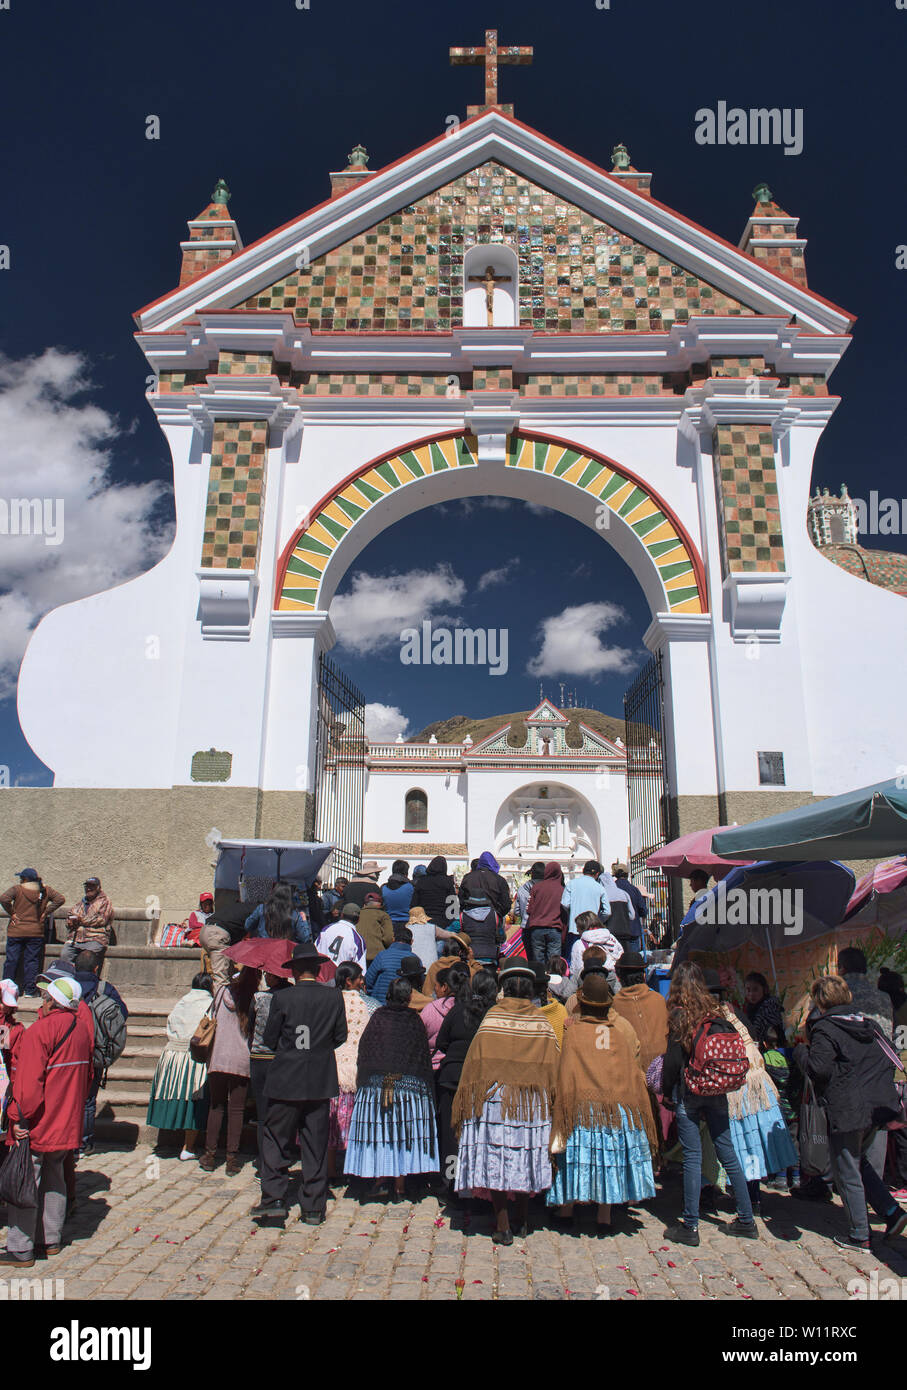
[551,1011,658,1151]
[452,998,559,1128]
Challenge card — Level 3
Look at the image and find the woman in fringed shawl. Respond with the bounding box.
[343,976,439,1198]
[547,972,657,1230]
[711,980,798,1210]
[453,961,559,1244]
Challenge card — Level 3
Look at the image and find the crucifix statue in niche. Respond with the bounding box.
[467,264,513,326]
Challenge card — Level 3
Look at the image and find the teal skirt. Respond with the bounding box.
[146,1048,209,1131]
[547,1109,656,1206]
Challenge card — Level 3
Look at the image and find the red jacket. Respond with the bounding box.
[8,1005,94,1151]
[1,1017,25,1083]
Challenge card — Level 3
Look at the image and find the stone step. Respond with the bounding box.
[4,940,202,999]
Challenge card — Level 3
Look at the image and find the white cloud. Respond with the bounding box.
[330,566,466,653]
[364,702,410,741]
[476,558,520,592]
[0,350,172,699]
[526,601,639,678]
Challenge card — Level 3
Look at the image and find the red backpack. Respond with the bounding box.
[684,1018,749,1097]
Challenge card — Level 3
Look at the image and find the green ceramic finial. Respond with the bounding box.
[752,181,772,206]
[611,143,631,171]
[347,145,369,169]
[211,179,231,205]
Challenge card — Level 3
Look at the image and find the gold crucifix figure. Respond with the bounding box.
[467,264,512,326]
[449,28,533,115]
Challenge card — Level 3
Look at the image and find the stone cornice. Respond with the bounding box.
[137,316,850,380]
[270,611,337,648]
[644,613,713,650]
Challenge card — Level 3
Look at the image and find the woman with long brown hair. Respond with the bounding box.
[201,965,257,1175]
[660,961,756,1247]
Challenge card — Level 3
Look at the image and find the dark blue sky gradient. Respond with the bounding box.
[1,0,905,779]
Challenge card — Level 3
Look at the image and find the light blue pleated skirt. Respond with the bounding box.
[344,1075,439,1178]
[547,1110,656,1206]
[729,1101,799,1181]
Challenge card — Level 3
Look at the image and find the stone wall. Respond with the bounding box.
[0,787,312,921]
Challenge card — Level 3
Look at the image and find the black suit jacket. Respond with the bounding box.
[262,981,348,1102]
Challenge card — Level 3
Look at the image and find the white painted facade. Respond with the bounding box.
[14,111,907,835]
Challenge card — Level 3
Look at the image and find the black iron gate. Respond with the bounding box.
[623,651,678,942]
[313,653,366,882]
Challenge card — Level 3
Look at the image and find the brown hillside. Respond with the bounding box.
[409,708,630,746]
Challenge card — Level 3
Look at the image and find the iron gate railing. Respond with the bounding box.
[623,650,678,943]
[313,653,366,883]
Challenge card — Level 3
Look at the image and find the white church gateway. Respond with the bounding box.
[8,31,907,912]
[361,699,631,880]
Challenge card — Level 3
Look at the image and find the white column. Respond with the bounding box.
[262,611,336,792]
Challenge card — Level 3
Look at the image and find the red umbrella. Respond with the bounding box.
[223,938,294,978]
[222,937,336,982]
[646,827,755,880]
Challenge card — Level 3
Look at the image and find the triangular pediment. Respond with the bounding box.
[136,113,851,335]
[526,699,568,724]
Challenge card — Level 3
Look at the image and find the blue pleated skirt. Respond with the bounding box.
[456,1088,552,1197]
[344,1075,439,1178]
[729,1101,798,1182]
[547,1110,656,1206]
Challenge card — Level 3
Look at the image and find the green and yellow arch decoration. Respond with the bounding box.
[274,431,707,614]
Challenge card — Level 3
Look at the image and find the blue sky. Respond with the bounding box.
[1,0,905,781]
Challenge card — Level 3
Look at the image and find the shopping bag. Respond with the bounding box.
[0,1133,38,1210]
[798,1080,829,1176]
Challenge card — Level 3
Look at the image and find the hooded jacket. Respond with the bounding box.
[458,851,512,920]
[526,862,566,931]
[795,1005,901,1134]
[410,856,456,929]
[382,875,415,924]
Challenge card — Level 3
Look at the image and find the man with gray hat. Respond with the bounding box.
[61,877,114,965]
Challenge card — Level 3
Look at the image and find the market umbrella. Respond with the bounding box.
[843,856,907,920]
[672,859,856,988]
[646,826,755,880]
[711,779,907,862]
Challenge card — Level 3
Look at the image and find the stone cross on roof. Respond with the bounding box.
[449,28,533,116]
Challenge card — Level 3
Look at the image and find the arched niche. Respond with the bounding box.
[463,243,519,327]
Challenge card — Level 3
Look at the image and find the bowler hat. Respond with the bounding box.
[616,951,645,972]
[399,954,425,979]
[498,960,536,983]
[284,942,329,969]
[577,973,613,1008]
[702,967,723,994]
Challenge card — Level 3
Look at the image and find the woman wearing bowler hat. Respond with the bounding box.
[547,972,657,1231]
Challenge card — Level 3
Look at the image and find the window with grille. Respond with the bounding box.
[758,751,785,786]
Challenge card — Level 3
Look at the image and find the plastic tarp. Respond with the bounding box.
[711,779,907,862]
[213,839,335,891]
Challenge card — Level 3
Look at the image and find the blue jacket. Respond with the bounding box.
[365,940,411,1005]
[382,879,415,924]
[561,875,610,933]
[244,904,312,944]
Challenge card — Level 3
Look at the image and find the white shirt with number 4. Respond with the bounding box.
[316,923,366,969]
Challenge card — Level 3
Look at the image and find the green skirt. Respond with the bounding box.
[146,1047,209,1131]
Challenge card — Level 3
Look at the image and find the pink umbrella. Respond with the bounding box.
[646,827,756,880]
[844,855,907,919]
[223,937,337,982]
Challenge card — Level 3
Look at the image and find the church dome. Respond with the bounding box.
[816,542,907,596]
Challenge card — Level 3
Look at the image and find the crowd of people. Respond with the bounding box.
[2,855,906,1263]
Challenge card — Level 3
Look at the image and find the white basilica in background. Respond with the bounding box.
[361,699,631,879]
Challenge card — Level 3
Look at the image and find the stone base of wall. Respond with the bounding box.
[0,787,313,921]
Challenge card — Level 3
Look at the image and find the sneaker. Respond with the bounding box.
[664,1221,700,1247]
[765,1175,789,1192]
[250,1199,287,1221]
[36,1244,63,1258]
[833,1233,871,1252]
[727,1218,759,1239]
[794,1179,832,1203]
[884,1207,907,1242]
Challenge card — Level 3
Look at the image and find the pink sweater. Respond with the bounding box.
[421,995,455,1069]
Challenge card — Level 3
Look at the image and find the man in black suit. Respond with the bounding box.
[251,942,348,1226]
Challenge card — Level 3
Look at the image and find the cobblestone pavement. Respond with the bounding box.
[6,1145,907,1302]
